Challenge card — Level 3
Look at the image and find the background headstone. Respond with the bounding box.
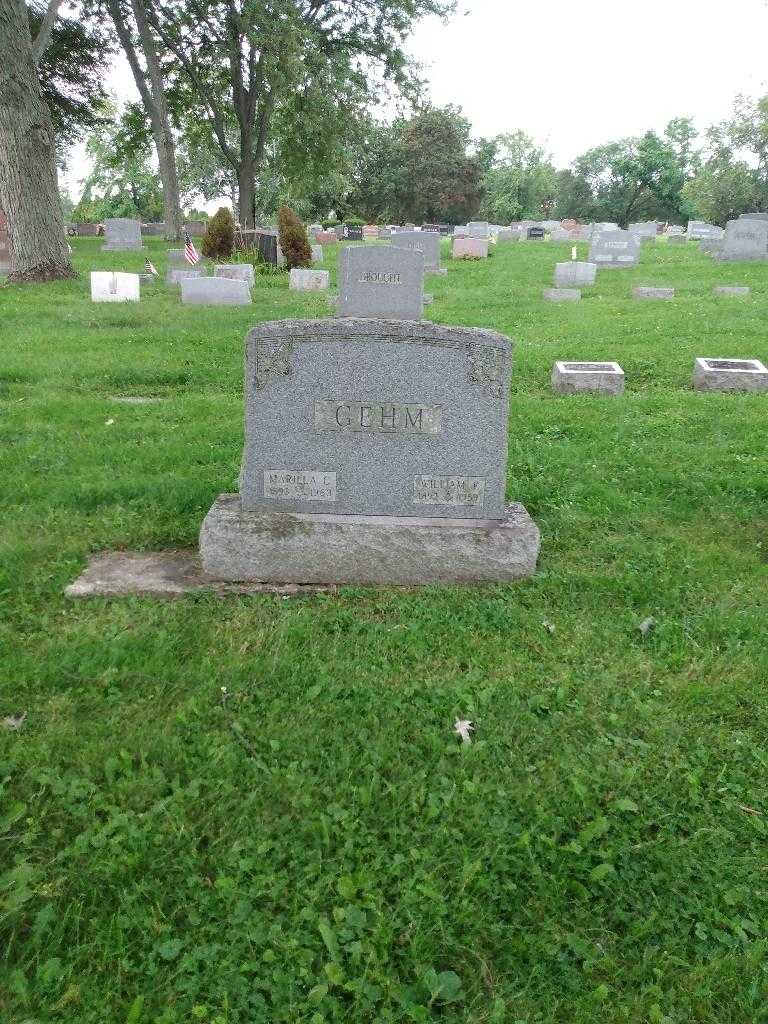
[101,218,143,251]
[554,261,596,287]
[717,218,768,261]
[337,245,425,319]
[589,230,640,268]
[390,230,444,273]
[90,271,140,302]
[215,264,255,285]
[452,237,489,259]
[289,268,330,290]
[181,277,251,305]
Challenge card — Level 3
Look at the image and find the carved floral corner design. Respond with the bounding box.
[467,343,504,399]
[253,339,294,391]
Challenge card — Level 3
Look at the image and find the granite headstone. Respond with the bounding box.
[101,218,143,251]
[337,245,424,319]
[589,230,640,268]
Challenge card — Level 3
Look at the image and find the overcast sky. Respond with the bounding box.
[62,0,768,205]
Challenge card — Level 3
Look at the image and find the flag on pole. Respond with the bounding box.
[145,258,158,276]
[184,230,200,265]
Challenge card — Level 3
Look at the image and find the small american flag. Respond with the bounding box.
[184,230,200,265]
[145,257,158,276]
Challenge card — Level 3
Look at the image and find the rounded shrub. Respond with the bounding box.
[278,206,312,269]
[201,207,235,260]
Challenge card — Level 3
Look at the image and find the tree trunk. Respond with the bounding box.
[0,0,74,282]
[130,0,183,241]
[238,161,256,229]
[108,0,183,242]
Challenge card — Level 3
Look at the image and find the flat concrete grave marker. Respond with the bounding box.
[552,361,624,395]
[338,245,424,319]
[554,261,596,287]
[589,230,640,268]
[632,286,674,300]
[390,231,446,274]
[713,285,750,297]
[101,218,143,251]
[717,219,768,261]
[289,268,330,290]
[543,288,581,302]
[215,264,255,285]
[90,271,140,303]
[452,237,489,259]
[181,276,250,305]
[693,358,768,392]
[199,318,540,584]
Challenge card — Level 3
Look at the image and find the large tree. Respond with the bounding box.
[0,0,74,281]
[478,131,557,222]
[103,0,183,239]
[141,0,453,227]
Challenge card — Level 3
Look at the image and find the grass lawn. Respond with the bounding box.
[1,237,767,1024]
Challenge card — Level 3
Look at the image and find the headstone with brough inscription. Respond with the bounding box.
[199,318,540,584]
[589,229,640,268]
[337,245,424,319]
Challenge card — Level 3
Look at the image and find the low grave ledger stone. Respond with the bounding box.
[633,287,674,300]
[215,264,255,285]
[289,269,330,291]
[337,245,425,319]
[589,230,640,268]
[101,218,143,251]
[543,288,581,302]
[713,286,750,297]
[552,361,625,396]
[181,277,251,305]
[693,357,768,392]
[199,318,540,584]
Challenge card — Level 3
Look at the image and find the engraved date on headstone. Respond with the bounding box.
[413,475,485,507]
[315,401,442,434]
[264,470,336,501]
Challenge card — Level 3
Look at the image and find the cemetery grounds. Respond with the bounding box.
[1,237,767,1023]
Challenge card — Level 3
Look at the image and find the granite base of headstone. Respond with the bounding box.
[551,361,624,395]
[199,318,540,585]
[181,277,250,305]
[692,357,768,392]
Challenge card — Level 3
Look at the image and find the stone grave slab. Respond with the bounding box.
[687,221,724,241]
[181,276,250,305]
[589,230,640,268]
[713,286,750,297]
[315,230,338,244]
[452,237,489,259]
[337,245,424,319]
[90,272,140,302]
[467,221,490,238]
[289,269,330,290]
[717,219,768,261]
[693,357,768,392]
[199,318,539,584]
[554,261,596,287]
[167,267,205,286]
[526,227,545,240]
[215,264,255,285]
[311,245,323,263]
[101,218,143,251]
[543,288,581,302]
[632,287,674,300]
[552,361,624,395]
[75,222,99,237]
[390,231,446,274]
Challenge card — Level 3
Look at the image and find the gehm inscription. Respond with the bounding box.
[315,401,442,434]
